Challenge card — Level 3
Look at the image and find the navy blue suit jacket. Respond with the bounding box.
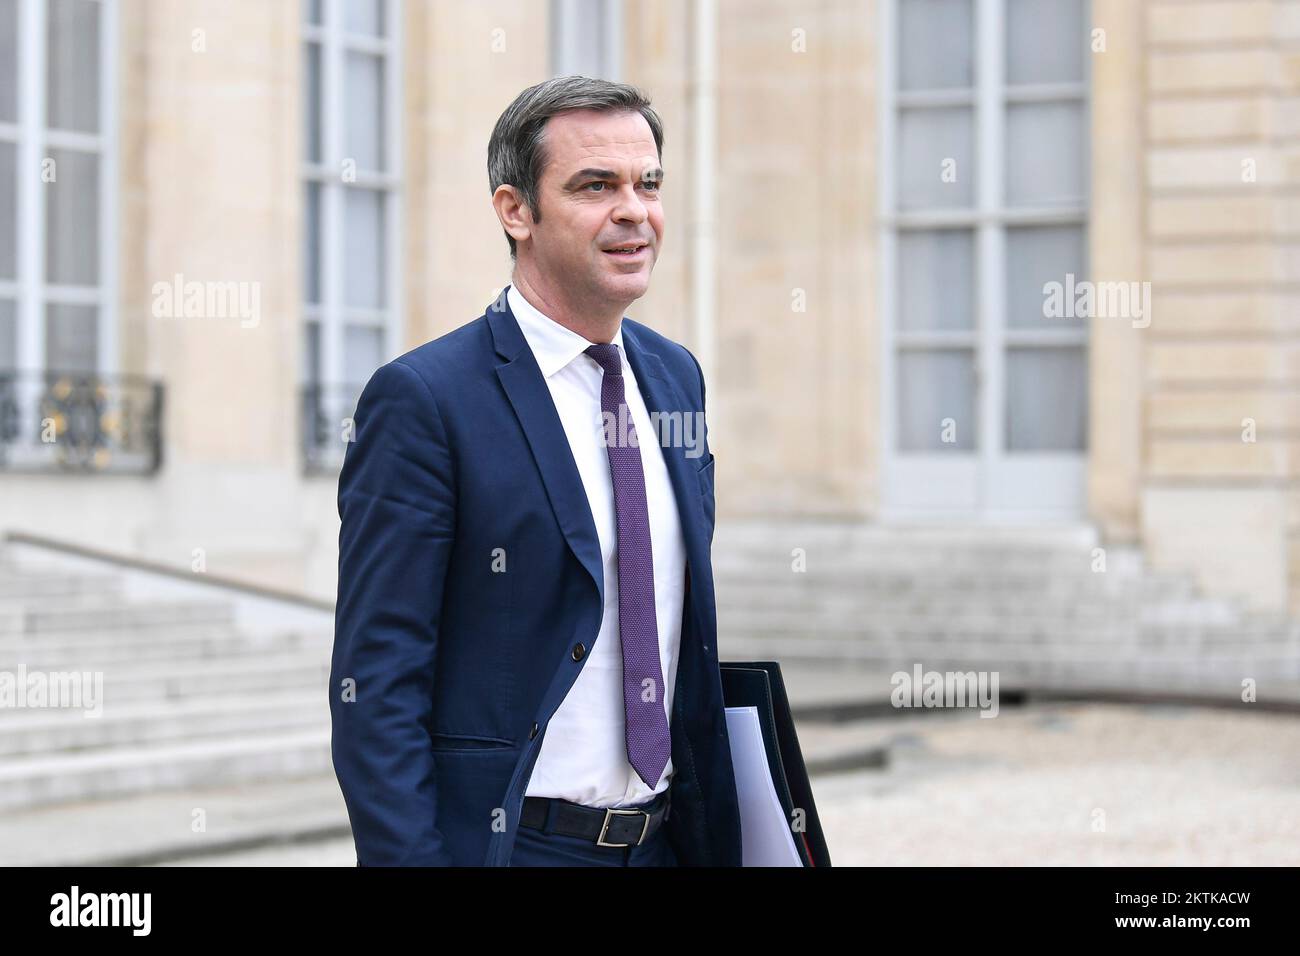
[330,285,742,866]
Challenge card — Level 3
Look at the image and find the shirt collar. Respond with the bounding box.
[507,283,627,379]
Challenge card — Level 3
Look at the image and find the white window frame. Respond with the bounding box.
[301,0,402,395]
[878,0,1091,519]
[1,0,118,376]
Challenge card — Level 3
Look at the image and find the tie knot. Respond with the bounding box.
[585,343,623,377]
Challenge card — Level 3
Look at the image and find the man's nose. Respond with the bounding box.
[611,183,648,224]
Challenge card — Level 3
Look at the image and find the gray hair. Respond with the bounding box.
[487,74,664,260]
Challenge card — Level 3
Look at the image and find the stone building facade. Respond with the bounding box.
[1,0,1297,615]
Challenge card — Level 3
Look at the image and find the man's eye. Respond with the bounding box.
[582,180,659,192]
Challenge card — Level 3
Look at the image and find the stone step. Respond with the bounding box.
[0,619,269,649]
[712,554,1128,574]
[0,773,349,867]
[713,521,1101,549]
[0,691,328,757]
[717,627,1296,653]
[717,629,1294,650]
[0,651,332,705]
[718,636,1300,674]
[712,577,1202,608]
[716,617,1269,639]
[716,611,1294,643]
[0,727,332,811]
[711,558,1197,590]
[1,599,237,636]
[712,566,1196,593]
[0,627,320,668]
[0,573,125,603]
[714,594,1236,625]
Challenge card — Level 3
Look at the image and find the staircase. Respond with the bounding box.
[713,520,1300,691]
[4,521,1297,818]
[0,544,333,812]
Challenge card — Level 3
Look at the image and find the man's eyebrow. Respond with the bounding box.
[562,166,666,188]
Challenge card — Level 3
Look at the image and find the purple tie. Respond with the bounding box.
[585,342,671,790]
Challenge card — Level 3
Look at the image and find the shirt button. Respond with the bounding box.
[572,642,586,661]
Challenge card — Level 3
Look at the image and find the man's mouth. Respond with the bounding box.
[603,243,649,258]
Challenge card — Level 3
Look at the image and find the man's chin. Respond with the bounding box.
[598,268,652,301]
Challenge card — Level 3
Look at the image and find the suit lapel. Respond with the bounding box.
[486,287,712,633]
[489,290,604,605]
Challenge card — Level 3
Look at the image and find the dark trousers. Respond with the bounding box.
[508,792,678,867]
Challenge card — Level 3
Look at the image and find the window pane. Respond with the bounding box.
[343,188,385,308]
[899,107,973,209]
[1006,101,1085,207]
[303,42,322,163]
[47,0,100,133]
[899,0,973,91]
[344,323,382,388]
[46,148,99,285]
[45,302,97,373]
[0,0,16,123]
[303,0,323,25]
[303,182,321,304]
[0,141,15,279]
[303,320,320,385]
[898,348,976,451]
[898,229,974,332]
[1007,225,1086,329]
[552,0,612,78]
[1007,0,1085,86]
[345,0,385,37]
[0,298,14,368]
[1006,346,1087,451]
[344,51,385,172]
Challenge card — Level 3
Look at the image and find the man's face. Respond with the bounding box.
[526,108,664,307]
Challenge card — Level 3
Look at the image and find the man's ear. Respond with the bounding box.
[492,184,533,247]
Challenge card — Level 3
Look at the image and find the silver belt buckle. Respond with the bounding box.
[597,807,650,847]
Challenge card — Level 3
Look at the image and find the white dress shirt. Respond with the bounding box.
[509,283,687,809]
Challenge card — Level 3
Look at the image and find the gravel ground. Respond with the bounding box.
[157,701,1300,866]
[815,702,1300,866]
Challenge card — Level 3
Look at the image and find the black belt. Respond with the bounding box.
[520,787,671,847]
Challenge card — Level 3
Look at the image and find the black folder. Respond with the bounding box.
[719,661,832,867]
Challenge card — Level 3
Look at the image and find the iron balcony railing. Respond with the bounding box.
[0,370,164,475]
[301,382,361,475]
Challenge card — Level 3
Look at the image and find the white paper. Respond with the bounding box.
[725,706,804,866]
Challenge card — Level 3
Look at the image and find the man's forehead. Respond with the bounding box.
[547,112,655,154]
[541,111,660,184]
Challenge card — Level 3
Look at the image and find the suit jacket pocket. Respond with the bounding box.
[696,454,715,530]
[696,453,715,484]
[429,731,518,752]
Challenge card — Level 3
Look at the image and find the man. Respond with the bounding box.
[329,75,740,867]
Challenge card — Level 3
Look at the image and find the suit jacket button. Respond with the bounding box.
[529,723,539,740]
[572,642,586,661]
